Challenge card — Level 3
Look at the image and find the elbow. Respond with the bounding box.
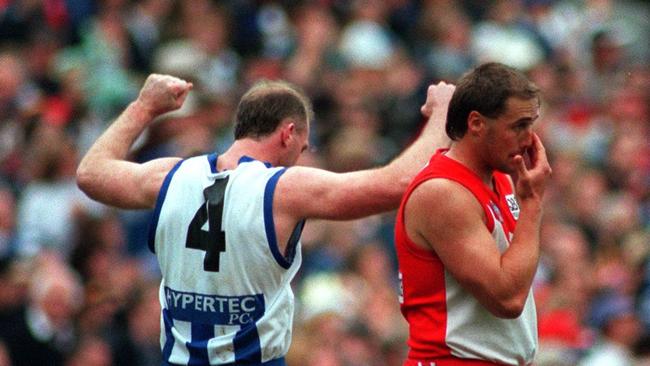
[461,271,534,319]
[398,175,413,193]
[382,163,412,192]
[369,170,410,212]
[392,175,413,203]
[488,295,527,319]
[75,162,93,196]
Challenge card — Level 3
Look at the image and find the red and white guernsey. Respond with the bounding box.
[395,150,537,366]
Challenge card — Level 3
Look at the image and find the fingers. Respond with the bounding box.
[421,81,455,118]
[171,80,192,99]
[421,84,437,118]
[517,134,551,197]
[156,74,192,104]
[530,133,552,175]
[514,154,527,178]
[531,133,545,160]
[522,133,544,170]
[148,73,190,88]
[175,83,193,108]
[421,104,430,118]
[515,133,552,201]
[139,74,193,114]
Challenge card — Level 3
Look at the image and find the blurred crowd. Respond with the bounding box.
[0,0,648,365]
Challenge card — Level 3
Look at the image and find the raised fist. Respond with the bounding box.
[136,74,193,117]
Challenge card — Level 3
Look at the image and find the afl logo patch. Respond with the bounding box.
[505,194,520,220]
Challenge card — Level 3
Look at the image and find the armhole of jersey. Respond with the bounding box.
[422,175,496,235]
[263,168,295,269]
[147,159,185,254]
[398,180,439,260]
[445,177,496,233]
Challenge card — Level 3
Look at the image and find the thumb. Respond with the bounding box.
[421,101,432,118]
[171,81,190,97]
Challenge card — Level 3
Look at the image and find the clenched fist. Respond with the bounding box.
[136,74,193,118]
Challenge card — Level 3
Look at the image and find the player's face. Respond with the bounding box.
[483,97,539,175]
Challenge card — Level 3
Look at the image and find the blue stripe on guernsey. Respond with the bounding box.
[234,324,262,363]
[239,155,272,168]
[187,324,212,365]
[263,169,291,269]
[164,357,287,366]
[207,153,218,173]
[162,309,175,363]
[164,287,265,326]
[148,159,185,254]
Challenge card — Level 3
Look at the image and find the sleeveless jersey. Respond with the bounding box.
[148,154,303,366]
[394,150,537,365]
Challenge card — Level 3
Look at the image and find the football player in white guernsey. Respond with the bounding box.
[77,74,455,366]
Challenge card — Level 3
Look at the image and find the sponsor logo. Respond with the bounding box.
[164,287,265,325]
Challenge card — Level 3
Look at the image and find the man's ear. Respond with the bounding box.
[280,120,296,147]
[467,111,485,137]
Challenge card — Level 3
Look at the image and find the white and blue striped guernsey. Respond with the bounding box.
[148,154,303,366]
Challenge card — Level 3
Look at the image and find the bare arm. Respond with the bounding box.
[275,82,455,221]
[383,82,454,199]
[405,134,551,318]
[76,74,192,209]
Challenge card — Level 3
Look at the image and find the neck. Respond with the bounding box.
[217,138,279,171]
[445,141,493,185]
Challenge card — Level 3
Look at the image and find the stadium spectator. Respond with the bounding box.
[0,1,647,364]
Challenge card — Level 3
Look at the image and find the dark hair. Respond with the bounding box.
[234,80,313,139]
[446,62,540,141]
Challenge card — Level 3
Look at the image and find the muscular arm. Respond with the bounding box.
[76,74,191,209]
[275,82,454,221]
[406,179,542,318]
[275,166,408,221]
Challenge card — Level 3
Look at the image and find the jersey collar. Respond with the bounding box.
[238,155,273,168]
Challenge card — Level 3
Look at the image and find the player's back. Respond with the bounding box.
[149,154,302,366]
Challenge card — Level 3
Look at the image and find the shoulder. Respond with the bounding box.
[274,166,334,190]
[406,178,485,227]
[271,166,332,207]
[409,178,480,209]
[171,154,211,174]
